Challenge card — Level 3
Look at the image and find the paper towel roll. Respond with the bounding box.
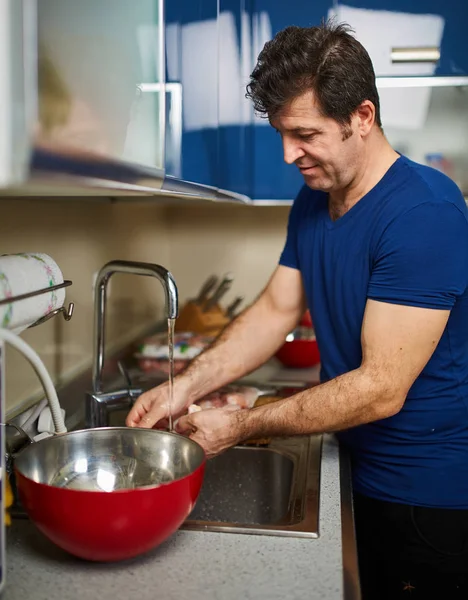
[0,253,66,333]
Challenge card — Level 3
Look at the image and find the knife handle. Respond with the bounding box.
[203,273,234,312]
[195,275,218,305]
[226,296,244,319]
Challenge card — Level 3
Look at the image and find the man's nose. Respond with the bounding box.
[283,139,305,165]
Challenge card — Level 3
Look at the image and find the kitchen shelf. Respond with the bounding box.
[0,148,250,204]
[251,195,468,207]
[251,200,293,206]
[376,76,468,89]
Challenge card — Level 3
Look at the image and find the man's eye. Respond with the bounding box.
[299,134,315,141]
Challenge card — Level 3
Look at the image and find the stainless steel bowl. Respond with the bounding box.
[15,427,206,492]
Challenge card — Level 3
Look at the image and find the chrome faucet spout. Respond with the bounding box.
[88,260,178,426]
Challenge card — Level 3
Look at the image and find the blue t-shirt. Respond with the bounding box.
[280,155,468,508]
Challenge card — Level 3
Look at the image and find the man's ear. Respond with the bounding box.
[355,100,376,137]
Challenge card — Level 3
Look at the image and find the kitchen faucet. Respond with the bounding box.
[85,260,178,428]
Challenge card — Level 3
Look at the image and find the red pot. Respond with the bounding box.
[15,428,205,562]
[275,326,320,368]
[299,310,313,328]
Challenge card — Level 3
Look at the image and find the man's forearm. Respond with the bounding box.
[236,367,405,440]
[179,296,297,403]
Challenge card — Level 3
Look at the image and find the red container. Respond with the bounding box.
[14,428,205,562]
[299,310,313,328]
[275,327,320,368]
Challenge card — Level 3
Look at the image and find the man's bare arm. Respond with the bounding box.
[229,299,450,440]
[180,265,306,402]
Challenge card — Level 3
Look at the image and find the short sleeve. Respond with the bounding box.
[368,201,468,309]
[279,185,308,270]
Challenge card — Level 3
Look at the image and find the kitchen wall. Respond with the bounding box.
[1,198,170,414]
[384,85,468,194]
[165,204,289,306]
[1,198,289,415]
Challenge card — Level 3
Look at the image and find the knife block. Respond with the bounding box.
[175,300,230,336]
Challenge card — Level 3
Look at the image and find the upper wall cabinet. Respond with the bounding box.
[165,0,219,187]
[261,0,467,77]
[4,1,463,202]
[36,0,165,170]
[243,0,468,201]
[0,0,36,189]
[330,1,468,77]
[0,0,248,202]
[243,0,331,201]
[165,0,328,199]
[0,0,168,195]
[167,0,467,202]
[250,0,467,77]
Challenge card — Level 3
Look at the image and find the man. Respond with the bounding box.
[127,21,468,599]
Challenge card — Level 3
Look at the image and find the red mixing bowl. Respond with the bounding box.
[299,310,313,328]
[275,326,320,368]
[14,427,205,562]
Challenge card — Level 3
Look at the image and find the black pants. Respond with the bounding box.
[354,492,468,599]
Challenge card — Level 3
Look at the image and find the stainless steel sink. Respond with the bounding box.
[71,401,322,539]
[106,407,322,538]
[189,446,294,525]
[184,435,322,538]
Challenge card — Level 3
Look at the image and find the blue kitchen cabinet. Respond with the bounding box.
[165,0,331,199]
[337,0,468,76]
[165,0,257,197]
[244,0,468,200]
[166,0,467,201]
[247,0,332,201]
[252,0,328,31]
[216,0,255,198]
[165,0,220,186]
[251,0,467,77]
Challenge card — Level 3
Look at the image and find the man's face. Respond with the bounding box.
[270,90,362,192]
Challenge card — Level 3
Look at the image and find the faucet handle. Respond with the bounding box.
[86,360,143,428]
[117,361,141,401]
[117,360,132,388]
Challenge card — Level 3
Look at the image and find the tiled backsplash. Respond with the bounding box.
[0,198,289,415]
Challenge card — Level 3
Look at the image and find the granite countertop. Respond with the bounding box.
[3,360,360,600]
[4,437,354,600]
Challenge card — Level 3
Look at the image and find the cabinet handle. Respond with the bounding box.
[391,47,440,64]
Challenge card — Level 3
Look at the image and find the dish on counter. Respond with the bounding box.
[275,325,320,368]
[135,331,214,375]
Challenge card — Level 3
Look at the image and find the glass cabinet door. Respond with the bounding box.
[35,0,165,171]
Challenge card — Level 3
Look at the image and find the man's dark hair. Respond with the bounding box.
[246,20,382,136]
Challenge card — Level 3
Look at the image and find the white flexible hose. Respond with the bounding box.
[0,328,67,434]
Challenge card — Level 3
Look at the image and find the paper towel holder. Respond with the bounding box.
[0,280,74,328]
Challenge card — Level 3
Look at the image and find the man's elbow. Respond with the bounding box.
[360,370,408,420]
[378,393,406,419]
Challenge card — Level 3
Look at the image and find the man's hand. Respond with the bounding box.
[176,405,244,458]
[126,378,192,429]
